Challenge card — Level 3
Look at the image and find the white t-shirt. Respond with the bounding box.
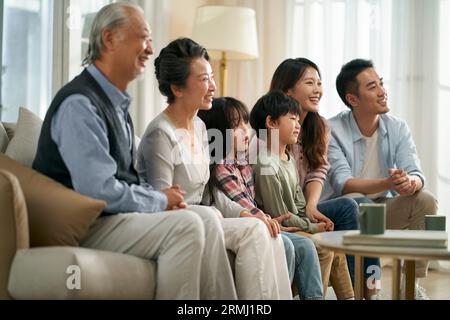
[359,130,385,199]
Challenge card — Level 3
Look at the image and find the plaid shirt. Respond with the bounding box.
[212,162,263,215]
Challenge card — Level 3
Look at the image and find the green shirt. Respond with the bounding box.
[253,150,319,233]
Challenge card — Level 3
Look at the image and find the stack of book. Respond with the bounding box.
[343,230,448,248]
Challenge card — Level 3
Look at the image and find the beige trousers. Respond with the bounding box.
[80,209,214,299]
[188,205,291,300]
[296,231,354,299]
[81,205,292,300]
[220,214,292,300]
[81,210,237,299]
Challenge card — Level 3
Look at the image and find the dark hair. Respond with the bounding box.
[336,59,374,109]
[198,97,250,163]
[249,90,300,138]
[154,37,209,104]
[270,58,321,92]
[269,58,327,170]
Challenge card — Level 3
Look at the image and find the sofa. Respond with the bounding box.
[1,107,238,300]
[0,108,157,299]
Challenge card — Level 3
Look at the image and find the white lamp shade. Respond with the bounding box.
[192,5,259,60]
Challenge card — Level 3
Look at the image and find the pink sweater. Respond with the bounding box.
[291,118,330,191]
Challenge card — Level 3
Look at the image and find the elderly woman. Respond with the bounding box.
[136,38,292,300]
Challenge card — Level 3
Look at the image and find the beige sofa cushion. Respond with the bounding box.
[0,123,9,153]
[8,247,155,299]
[0,170,29,299]
[0,154,106,247]
[5,107,42,167]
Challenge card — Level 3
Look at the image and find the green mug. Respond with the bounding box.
[358,203,386,235]
[425,215,446,231]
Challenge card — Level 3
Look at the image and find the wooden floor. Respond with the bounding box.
[326,265,450,300]
[381,266,450,300]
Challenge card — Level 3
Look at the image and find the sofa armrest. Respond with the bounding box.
[0,170,29,299]
[8,246,156,300]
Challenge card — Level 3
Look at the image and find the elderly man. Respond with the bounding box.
[33,3,237,300]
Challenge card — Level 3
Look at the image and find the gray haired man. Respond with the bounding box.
[33,3,237,299]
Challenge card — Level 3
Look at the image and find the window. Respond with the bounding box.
[1,0,53,121]
[67,0,112,80]
[0,0,116,122]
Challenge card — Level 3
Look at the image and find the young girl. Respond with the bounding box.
[136,38,292,300]
[270,58,380,298]
[250,90,354,300]
[198,97,323,300]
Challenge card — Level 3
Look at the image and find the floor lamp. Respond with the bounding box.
[192,5,259,97]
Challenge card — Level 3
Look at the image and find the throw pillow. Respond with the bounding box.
[0,154,106,247]
[0,123,8,153]
[5,107,42,167]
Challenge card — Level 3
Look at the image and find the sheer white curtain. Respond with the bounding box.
[391,1,449,272]
[288,0,392,119]
[389,0,439,196]
[438,0,450,236]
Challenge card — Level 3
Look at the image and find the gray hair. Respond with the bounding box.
[82,2,144,66]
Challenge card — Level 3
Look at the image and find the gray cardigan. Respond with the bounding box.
[136,112,244,218]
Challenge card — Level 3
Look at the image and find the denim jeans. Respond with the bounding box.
[281,231,323,300]
[281,233,295,283]
[318,197,381,285]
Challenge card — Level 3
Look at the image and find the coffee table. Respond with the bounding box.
[311,230,450,300]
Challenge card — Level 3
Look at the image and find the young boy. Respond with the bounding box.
[250,91,354,300]
[250,90,330,232]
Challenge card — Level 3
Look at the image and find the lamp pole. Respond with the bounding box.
[219,51,227,97]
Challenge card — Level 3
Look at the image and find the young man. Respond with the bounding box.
[32,3,237,300]
[323,59,438,299]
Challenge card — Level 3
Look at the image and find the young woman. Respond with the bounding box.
[198,97,324,300]
[136,38,292,300]
[270,58,380,298]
